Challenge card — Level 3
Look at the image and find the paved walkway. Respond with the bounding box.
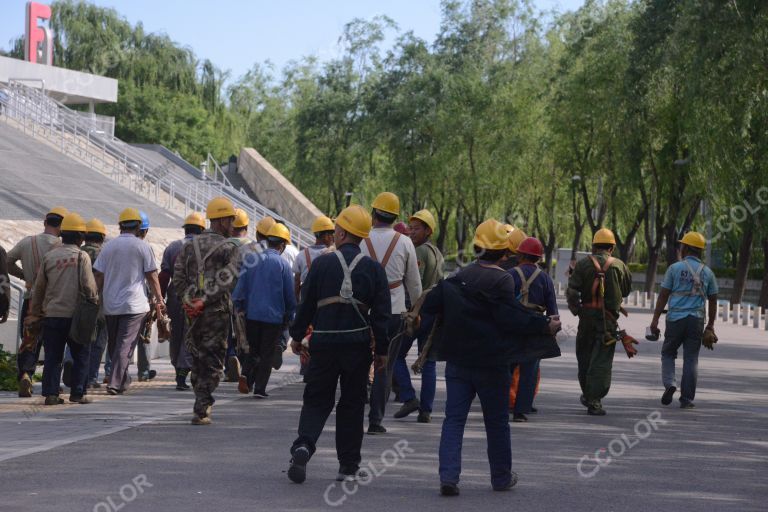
[0,305,765,511]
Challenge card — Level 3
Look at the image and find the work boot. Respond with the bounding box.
[272,346,283,370]
[440,483,459,497]
[336,465,368,482]
[288,445,310,484]
[225,355,241,382]
[367,424,387,435]
[191,406,212,425]
[579,395,588,407]
[393,398,420,419]
[175,374,190,391]
[44,395,64,406]
[238,375,251,394]
[493,472,519,491]
[417,411,431,423]
[62,360,73,388]
[661,386,676,406]
[587,403,606,416]
[253,390,269,399]
[138,370,157,382]
[680,401,696,409]
[87,380,101,389]
[512,413,528,423]
[69,395,92,404]
[18,373,33,398]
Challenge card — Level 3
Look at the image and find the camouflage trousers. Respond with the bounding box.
[186,310,230,417]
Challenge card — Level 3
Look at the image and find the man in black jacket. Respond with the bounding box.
[287,205,391,484]
[422,219,561,497]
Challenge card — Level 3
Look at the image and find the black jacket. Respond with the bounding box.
[290,243,391,355]
[421,261,558,367]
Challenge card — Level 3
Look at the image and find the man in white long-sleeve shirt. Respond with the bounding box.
[361,191,422,434]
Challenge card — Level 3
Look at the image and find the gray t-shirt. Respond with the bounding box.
[94,233,157,315]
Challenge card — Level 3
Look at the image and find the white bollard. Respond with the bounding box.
[641,293,647,308]
[557,282,562,296]
[744,305,751,326]
[733,304,741,325]
[722,303,729,323]
[754,307,762,329]
[651,292,658,310]
[633,290,640,306]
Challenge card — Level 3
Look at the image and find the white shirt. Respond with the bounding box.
[293,244,332,284]
[93,233,157,315]
[282,243,299,268]
[361,227,422,314]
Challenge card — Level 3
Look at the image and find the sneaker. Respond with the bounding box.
[106,387,121,396]
[288,445,310,484]
[512,413,528,423]
[272,347,283,370]
[579,395,588,407]
[587,405,606,416]
[417,411,432,423]
[69,395,92,404]
[394,398,420,419]
[440,483,460,496]
[367,424,387,435]
[148,370,157,380]
[175,375,190,391]
[226,356,241,382]
[62,360,73,388]
[44,395,64,406]
[238,376,251,394]
[661,386,677,406]
[138,372,148,382]
[253,390,269,399]
[87,381,101,389]
[18,373,33,398]
[493,472,519,491]
[336,466,367,482]
[680,401,696,409]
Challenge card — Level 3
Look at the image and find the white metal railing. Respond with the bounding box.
[0,80,314,247]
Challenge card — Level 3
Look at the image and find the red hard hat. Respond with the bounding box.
[517,237,544,258]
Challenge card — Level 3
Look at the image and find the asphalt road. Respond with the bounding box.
[0,307,766,512]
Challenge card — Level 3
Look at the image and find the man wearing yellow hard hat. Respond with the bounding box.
[82,218,109,389]
[8,206,68,397]
[566,228,632,416]
[362,192,422,435]
[286,204,391,485]
[651,231,718,409]
[159,212,205,391]
[173,197,239,424]
[25,212,98,405]
[418,219,562,495]
[294,215,335,301]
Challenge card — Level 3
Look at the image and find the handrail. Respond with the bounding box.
[0,80,314,248]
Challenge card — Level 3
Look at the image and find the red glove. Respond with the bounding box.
[619,330,638,358]
[183,298,205,319]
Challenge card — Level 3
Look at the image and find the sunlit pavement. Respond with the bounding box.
[0,304,765,511]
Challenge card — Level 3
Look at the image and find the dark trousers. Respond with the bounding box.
[368,315,404,426]
[17,298,43,380]
[439,362,513,488]
[292,345,372,467]
[510,359,540,414]
[168,301,192,371]
[41,317,89,397]
[87,319,108,383]
[244,320,283,393]
[106,313,146,392]
[137,338,151,375]
[576,311,617,406]
[661,315,704,405]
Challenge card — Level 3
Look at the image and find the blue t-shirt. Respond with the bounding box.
[661,256,718,321]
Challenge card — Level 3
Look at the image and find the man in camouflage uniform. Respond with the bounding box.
[173,197,238,425]
[82,218,108,388]
[566,228,632,416]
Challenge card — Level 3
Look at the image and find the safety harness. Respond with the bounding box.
[581,255,615,310]
[512,266,546,313]
[313,251,371,334]
[669,259,708,315]
[364,233,403,289]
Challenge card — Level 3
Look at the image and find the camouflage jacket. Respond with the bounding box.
[172,230,238,312]
[81,243,102,266]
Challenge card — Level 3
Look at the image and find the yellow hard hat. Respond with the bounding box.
[507,228,528,254]
[593,228,616,245]
[256,216,276,236]
[409,209,437,233]
[473,219,509,251]
[47,206,68,218]
[61,212,87,233]
[371,192,400,216]
[119,207,142,224]
[336,204,372,239]
[679,231,706,249]
[206,196,236,220]
[266,222,291,243]
[311,215,335,233]
[86,218,107,235]
[183,212,206,229]
[233,208,250,229]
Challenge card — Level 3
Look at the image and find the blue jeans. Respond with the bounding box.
[393,319,436,412]
[510,359,540,414]
[662,316,704,404]
[439,362,512,488]
[41,317,89,397]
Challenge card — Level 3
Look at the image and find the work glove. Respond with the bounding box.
[182,298,205,319]
[702,326,718,350]
[618,330,638,358]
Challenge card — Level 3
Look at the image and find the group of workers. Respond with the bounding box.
[0,190,719,496]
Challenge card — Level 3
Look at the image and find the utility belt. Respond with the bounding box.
[388,280,402,290]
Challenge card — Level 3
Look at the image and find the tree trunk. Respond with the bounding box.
[645,250,660,293]
[730,226,754,304]
[759,237,768,311]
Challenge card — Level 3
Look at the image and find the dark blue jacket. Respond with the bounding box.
[422,262,558,366]
[289,243,391,355]
[509,262,559,315]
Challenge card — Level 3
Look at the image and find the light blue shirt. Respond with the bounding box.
[661,256,718,321]
[232,248,296,324]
